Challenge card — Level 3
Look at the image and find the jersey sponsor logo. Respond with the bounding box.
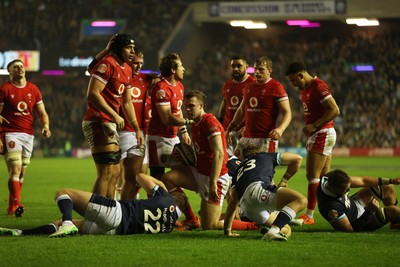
[17,101,30,115]
[230,96,240,106]
[131,87,141,98]
[156,89,166,100]
[8,141,15,149]
[118,84,125,96]
[97,63,107,73]
[261,194,268,201]
[249,97,258,108]
[169,205,175,213]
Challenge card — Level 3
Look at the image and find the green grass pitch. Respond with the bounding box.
[0,157,399,266]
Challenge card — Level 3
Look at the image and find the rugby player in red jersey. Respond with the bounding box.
[218,55,255,156]
[82,34,143,199]
[286,61,340,225]
[227,56,292,154]
[0,59,51,217]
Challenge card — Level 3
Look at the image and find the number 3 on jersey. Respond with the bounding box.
[236,159,256,181]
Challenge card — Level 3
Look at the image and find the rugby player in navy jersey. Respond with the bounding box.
[316,169,400,232]
[0,173,181,237]
[224,140,307,241]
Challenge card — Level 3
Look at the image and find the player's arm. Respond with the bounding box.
[224,188,240,236]
[87,35,116,73]
[86,78,124,130]
[136,173,168,194]
[227,100,245,132]
[208,134,225,202]
[226,100,245,144]
[34,103,51,138]
[269,99,292,140]
[330,196,379,232]
[329,215,355,232]
[0,105,10,126]
[277,152,303,187]
[349,176,400,188]
[121,87,143,145]
[303,96,340,136]
[156,105,193,127]
[218,99,226,123]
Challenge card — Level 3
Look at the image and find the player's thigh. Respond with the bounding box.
[306,151,329,178]
[200,199,223,229]
[163,166,197,191]
[275,187,307,211]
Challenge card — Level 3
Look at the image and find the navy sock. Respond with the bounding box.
[57,194,73,221]
[22,224,57,235]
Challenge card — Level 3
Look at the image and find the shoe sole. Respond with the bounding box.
[15,206,25,218]
[49,230,78,238]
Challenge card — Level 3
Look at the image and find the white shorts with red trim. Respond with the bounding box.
[146,135,180,168]
[306,128,336,156]
[189,166,229,206]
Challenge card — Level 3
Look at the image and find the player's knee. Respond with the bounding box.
[298,195,308,210]
[92,151,121,164]
[22,157,30,168]
[5,152,22,166]
[54,188,70,200]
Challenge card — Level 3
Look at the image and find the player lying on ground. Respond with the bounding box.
[317,169,400,232]
[0,173,181,237]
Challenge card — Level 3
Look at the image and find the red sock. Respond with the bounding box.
[307,182,320,210]
[8,180,21,206]
[231,219,258,230]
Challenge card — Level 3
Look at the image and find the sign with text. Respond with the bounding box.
[0,50,40,71]
[208,0,346,17]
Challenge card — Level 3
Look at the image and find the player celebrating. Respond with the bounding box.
[218,55,255,156]
[0,173,180,237]
[82,34,143,199]
[317,169,400,232]
[286,62,340,225]
[0,59,51,217]
[226,56,291,154]
[224,140,307,241]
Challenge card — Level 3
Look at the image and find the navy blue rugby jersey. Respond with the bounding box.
[232,152,280,199]
[119,187,178,235]
[316,176,359,224]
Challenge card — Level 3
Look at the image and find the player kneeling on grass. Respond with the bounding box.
[0,173,181,237]
[224,140,307,241]
[316,169,400,232]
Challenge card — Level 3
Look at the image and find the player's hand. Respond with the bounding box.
[226,131,233,145]
[113,115,125,131]
[365,197,379,213]
[302,124,315,136]
[269,128,283,140]
[42,127,51,138]
[136,130,144,145]
[0,140,3,154]
[0,115,10,126]
[226,232,240,237]
[106,35,117,52]
[182,132,191,145]
[391,177,400,185]
[278,181,287,187]
[209,182,218,203]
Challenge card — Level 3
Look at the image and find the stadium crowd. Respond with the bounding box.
[0,1,399,156]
